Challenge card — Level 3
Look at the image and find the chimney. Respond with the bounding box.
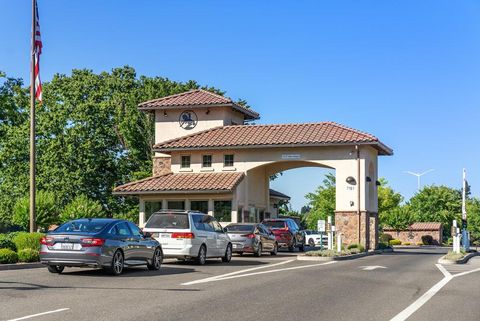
[152,156,172,176]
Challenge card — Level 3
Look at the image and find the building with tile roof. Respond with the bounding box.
[114,89,393,249]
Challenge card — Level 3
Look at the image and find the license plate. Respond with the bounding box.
[60,243,74,250]
[233,243,242,248]
[160,233,170,238]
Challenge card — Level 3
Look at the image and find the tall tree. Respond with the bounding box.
[304,172,336,229]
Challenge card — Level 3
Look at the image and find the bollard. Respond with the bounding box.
[337,233,342,253]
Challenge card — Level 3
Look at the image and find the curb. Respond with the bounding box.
[297,248,393,261]
[438,251,480,265]
[0,262,43,271]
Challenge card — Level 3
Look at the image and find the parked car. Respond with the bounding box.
[225,223,278,256]
[262,218,305,252]
[304,230,328,247]
[142,210,232,265]
[40,218,163,276]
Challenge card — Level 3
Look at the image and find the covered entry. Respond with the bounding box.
[114,89,393,250]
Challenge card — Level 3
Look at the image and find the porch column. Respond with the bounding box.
[139,198,146,228]
[208,199,214,216]
[162,199,167,210]
[185,199,191,210]
[231,195,238,223]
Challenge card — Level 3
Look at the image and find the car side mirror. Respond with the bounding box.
[223,227,228,233]
[143,231,152,238]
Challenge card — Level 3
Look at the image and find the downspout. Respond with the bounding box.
[356,145,361,244]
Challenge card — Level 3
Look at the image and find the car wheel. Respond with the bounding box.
[222,244,232,263]
[196,245,207,265]
[270,243,278,256]
[147,247,163,271]
[47,265,64,274]
[254,243,262,257]
[107,250,124,276]
[308,238,315,247]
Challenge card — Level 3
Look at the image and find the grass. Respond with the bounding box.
[444,250,466,261]
[305,249,356,257]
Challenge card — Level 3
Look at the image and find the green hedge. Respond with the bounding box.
[0,248,18,264]
[379,233,393,244]
[389,239,402,246]
[17,248,40,263]
[0,234,17,251]
[347,243,365,252]
[13,232,44,251]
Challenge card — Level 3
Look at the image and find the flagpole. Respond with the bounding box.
[29,0,36,233]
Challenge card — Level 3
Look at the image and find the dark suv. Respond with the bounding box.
[262,218,305,252]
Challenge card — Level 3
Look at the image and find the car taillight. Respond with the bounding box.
[171,232,195,239]
[81,238,105,247]
[40,236,54,246]
[241,233,256,239]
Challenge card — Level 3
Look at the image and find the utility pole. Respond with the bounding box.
[462,168,470,251]
[404,169,435,191]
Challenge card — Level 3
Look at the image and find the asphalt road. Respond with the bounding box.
[1,247,479,321]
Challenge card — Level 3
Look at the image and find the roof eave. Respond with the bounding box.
[154,141,393,154]
[113,189,235,196]
[138,102,260,119]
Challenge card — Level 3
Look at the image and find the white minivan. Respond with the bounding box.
[143,210,232,265]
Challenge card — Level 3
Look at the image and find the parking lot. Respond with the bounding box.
[1,248,480,321]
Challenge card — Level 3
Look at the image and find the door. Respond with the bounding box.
[258,224,273,250]
[202,215,219,257]
[127,222,152,262]
[113,222,134,260]
[212,219,228,256]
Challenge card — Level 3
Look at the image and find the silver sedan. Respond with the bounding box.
[225,223,278,257]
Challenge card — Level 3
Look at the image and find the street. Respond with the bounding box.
[1,248,479,321]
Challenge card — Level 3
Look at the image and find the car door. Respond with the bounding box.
[127,222,151,262]
[202,215,218,257]
[114,222,134,261]
[258,224,273,250]
[212,219,228,256]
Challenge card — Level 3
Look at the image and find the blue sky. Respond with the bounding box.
[1,1,479,210]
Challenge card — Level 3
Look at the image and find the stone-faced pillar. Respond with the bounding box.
[153,156,171,176]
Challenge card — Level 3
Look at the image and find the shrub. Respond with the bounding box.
[13,232,44,251]
[0,234,17,251]
[347,243,365,252]
[389,239,401,246]
[444,250,466,261]
[12,191,60,230]
[379,233,393,244]
[17,248,40,262]
[0,248,18,264]
[403,242,411,245]
[421,235,434,245]
[349,248,360,254]
[60,195,105,223]
[377,242,391,250]
[416,242,423,246]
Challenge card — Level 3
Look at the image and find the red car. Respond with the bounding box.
[262,218,305,252]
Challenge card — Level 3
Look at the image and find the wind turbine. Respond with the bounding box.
[404,169,435,190]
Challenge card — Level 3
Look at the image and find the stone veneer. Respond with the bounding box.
[335,211,379,250]
[153,156,172,176]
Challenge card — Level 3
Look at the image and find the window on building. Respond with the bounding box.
[145,201,162,221]
[181,155,191,168]
[190,200,209,214]
[214,200,232,222]
[223,154,234,167]
[202,155,212,168]
[167,201,185,210]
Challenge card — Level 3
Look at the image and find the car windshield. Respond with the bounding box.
[145,213,190,229]
[263,221,286,229]
[226,225,255,233]
[54,220,109,233]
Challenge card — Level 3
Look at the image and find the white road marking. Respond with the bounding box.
[7,308,70,321]
[390,262,480,321]
[181,260,294,285]
[182,260,336,285]
[359,265,387,271]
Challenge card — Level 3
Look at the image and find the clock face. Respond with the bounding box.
[179,110,198,130]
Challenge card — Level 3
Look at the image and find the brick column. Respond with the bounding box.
[335,210,378,250]
[153,156,171,176]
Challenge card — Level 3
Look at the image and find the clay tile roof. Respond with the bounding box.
[113,172,244,195]
[138,89,260,120]
[153,122,393,155]
[409,222,443,231]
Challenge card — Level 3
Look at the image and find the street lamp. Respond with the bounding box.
[404,169,435,190]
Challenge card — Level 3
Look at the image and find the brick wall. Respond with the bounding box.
[153,156,172,176]
[383,229,442,245]
[335,211,378,250]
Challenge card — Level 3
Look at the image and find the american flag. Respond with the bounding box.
[34,0,43,102]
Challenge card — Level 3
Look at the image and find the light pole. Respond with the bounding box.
[404,169,435,190]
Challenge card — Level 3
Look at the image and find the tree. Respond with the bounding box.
[377,178,404,229]
[466,198,480,244]
[381,206,414,230]
[0,67,234,228]
[59,195,105,223]
[304,173,336,229]
[12,191,59,231]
